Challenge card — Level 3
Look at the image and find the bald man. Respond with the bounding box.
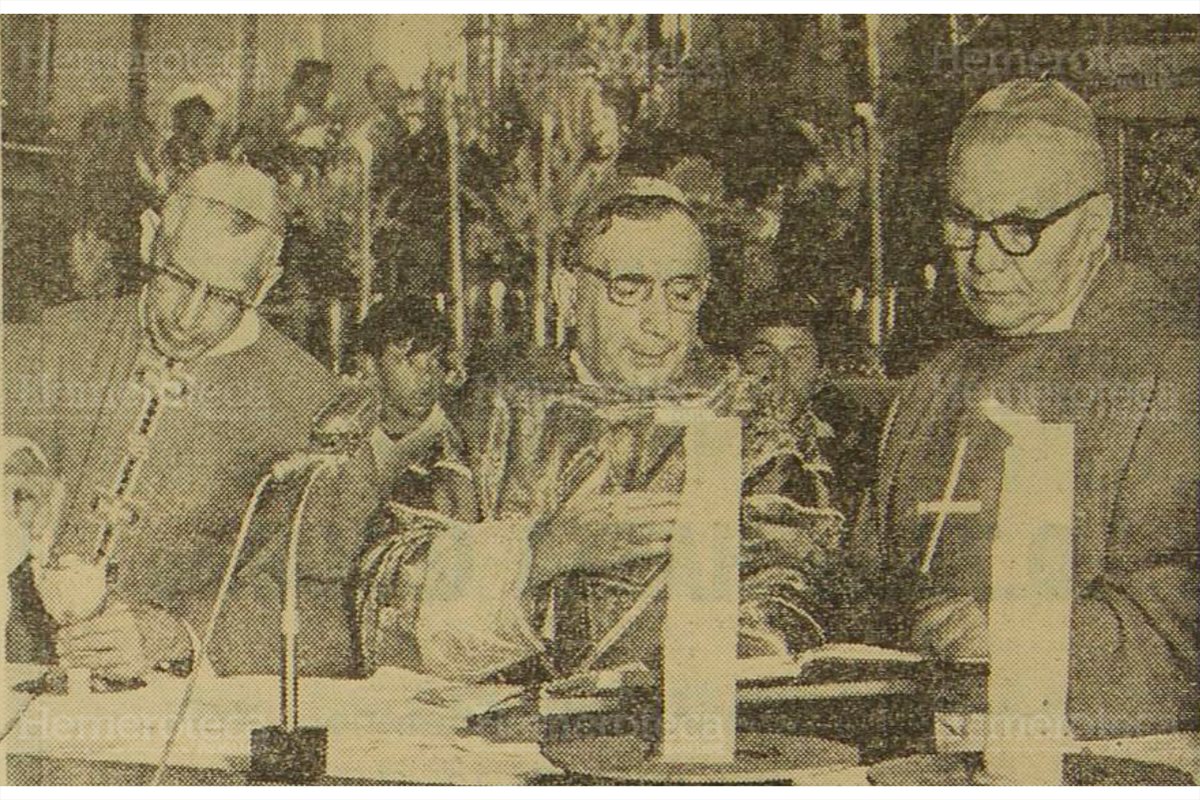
[841,81,1198,743]
[5,162,375,681]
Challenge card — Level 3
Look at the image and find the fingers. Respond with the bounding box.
[56,604,138,659]
[911,595,988,659]
[56,607,135,644]
[58,648,142,682]
[622,520,673,545]
[56,613,144,679]
[620,541,670,563]
[614,492,680,506]
[571,493,678,534]
[57,633,138,667]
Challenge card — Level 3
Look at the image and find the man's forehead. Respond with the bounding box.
[754,326,813,350]
[166,202,276,292]
[581,212,710,277]
[949,123,1104,217]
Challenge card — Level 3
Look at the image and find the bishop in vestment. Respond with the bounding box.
[356,177,845,682]
[5,162,376,680]
[840,81,1198,741]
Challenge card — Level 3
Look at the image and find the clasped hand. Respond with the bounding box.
[55,601,192,681]
[526,491,826,588]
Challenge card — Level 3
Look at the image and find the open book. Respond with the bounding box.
[738,643,926,685]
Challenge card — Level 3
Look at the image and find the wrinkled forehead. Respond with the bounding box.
[161,194,279,291]
[948,119,1105,218]
[752,326,816,355]
[578,210,710,280]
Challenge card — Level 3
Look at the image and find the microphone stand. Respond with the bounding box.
[152,387,369,785]
[148,452,343,785]
[249,454,342,784]
[149,468,276,785]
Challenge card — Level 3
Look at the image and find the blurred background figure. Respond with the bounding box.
[252,58,368,371]
[156,83,222,195]
[284,58,335,145]
[68,95,157,300]
[355,63,427,302]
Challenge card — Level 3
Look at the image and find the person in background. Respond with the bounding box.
[69,96,157,299]
[157,84,221,195]
[352,295,474,517]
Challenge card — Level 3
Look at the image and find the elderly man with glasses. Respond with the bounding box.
[830,80,1198,759]
[355,176,844,684]
[5,162,376,683]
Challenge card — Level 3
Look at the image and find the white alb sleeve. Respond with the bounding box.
[416,518,545,682]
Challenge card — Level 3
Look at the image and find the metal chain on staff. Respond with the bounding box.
[91,352,194,566]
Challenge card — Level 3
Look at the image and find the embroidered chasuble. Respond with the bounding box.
[355,347,845,682]
[845,261,1199,739]
[5,295,377,676]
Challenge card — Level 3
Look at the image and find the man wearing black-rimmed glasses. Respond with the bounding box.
[355,176,844,683]
[837,80,1198,749]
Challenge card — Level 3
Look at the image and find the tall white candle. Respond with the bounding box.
[655,408,741,764]
[981,399,1074,785]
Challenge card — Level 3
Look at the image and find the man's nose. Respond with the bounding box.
[968,231,1011,275]
[176,283,209,330]
[637,285,673,338]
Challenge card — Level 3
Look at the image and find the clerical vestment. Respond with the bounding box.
[4,295,377,676]
[846,260,1199,739]
[355,347,845,682]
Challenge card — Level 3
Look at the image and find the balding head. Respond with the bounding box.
[945,80,1113,336]
[950,80,1106,213]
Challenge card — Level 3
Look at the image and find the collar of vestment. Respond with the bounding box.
[996,258,1189,343]
[546,348,735,407]
[137,285,261,361]
[370,403,450,474]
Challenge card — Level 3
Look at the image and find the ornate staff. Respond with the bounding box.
[860,14,886,368]
[533,111,554,349]
[445,83,467,351]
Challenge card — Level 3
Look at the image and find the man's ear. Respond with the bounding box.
[1080,193,1114,249]
[251,264,284,308]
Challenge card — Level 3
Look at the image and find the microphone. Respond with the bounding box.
[255,456,341,784]
[269,451,342,482]
[150,467,276,785]
[152,380,375,784]
[248,391,373,784]
[308,376,378,454]
[149,445,348,785]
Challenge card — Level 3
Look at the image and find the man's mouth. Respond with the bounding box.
[625,346,675,367]
[969,285,1017,300]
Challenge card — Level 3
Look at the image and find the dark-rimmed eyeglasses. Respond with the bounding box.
[943,190,1104,257]
[156,260,255,311]
[579,265,708,313]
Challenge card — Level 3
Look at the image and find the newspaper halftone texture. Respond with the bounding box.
[1,12,1197,789]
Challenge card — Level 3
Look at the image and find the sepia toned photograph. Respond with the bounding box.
[1,8,1197,789]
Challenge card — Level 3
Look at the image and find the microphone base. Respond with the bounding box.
[248,725,328,784]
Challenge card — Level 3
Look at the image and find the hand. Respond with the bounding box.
[909,594,988,660]
[740,494,842,571]
[55,601,192,682]
[527,493,678,588]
